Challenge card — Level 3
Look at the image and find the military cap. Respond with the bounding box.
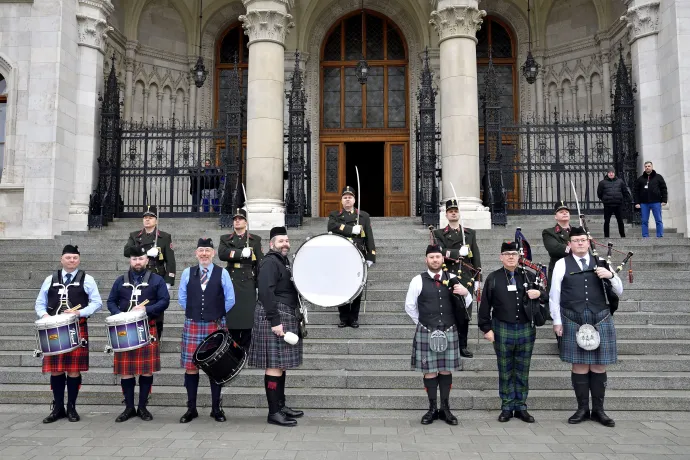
[342,185,356,197]
[143,205,158,218]
[234,208,247,220]
[445,199,459,211]
[554,201,570,213]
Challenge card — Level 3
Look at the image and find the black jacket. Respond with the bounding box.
[257,251,299,327]
[633,170,667,204]
[597,175,631,206]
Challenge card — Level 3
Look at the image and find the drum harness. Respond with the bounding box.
[51,270,86,315]
[123,270,152,312]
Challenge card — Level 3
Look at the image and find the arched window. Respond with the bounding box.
[476,17,517,124]
[215,23,248,127]
[321,11,408,130]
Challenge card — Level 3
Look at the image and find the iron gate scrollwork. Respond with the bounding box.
[482,46,637,225]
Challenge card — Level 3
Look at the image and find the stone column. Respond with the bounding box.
[124,40,138,120]
[156,92,163,120]
[239,0,294,229]
[170,94,177,120]
[571,87,578,117]
[601,51,612,114]
[68,0,113,231]
[187,61,197,122]
[142,89,149,120]
[430,0,490,228]
[557,89,564,116]
[535,57,544,117]
[183,95,189,123]
[586,82,593,115]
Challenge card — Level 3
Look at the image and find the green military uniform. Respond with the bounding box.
[218,209,264,349]
[327,185,376,326]
[541,202,573,290]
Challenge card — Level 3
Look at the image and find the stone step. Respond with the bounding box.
[0,384,688,410]
[2,367,688,391]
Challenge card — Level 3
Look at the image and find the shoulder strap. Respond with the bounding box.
[52,270,60,285]
[142,270,152,284]
[125,271,132,285]
[74,270,86,285]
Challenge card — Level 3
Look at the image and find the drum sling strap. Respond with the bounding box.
[50,270,86,316]
[124,270,152,310]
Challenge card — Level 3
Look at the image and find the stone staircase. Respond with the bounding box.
[1,216,689,413]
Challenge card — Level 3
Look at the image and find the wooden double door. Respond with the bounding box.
[320,140,409,217]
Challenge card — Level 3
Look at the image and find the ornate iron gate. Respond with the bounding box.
[482,47,637,225]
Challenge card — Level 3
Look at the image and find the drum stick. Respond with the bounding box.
[65,304,82,312]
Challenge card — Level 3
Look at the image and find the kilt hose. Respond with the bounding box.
[113,321,160,375]
[411,323,460,374]
[492,318,536,411]
[560,308,617,365]
[248,302,303,370]
[42,318,89,374]
[180,317,226,371]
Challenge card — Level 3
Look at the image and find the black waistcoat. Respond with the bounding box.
[185,264,226,321]
[115,270,160,319]
[561,255,608,314]
[417,272,455,329]
[46,270,90,316]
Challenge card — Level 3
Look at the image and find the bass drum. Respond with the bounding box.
[193,330,247,386]
[292,233,367,308]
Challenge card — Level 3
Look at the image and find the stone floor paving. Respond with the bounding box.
[1,405,690,460]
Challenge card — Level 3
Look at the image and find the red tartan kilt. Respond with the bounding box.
[113,320,161,375]
[42,319,89,374]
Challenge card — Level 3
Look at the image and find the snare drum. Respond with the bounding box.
[34,314,82,356]
[104,310,153,353]
[292,233,367,307]
[193,330,247,386]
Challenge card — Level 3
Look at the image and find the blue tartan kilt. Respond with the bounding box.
[247,302,303,370]
[560,308,617,365]
[180,317,226,370]
[411,323,460,373]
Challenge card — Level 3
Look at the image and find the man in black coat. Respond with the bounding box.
[633,161,667,238]
[597,168,631,238]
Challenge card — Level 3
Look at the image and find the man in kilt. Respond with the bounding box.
[549,226,623,427]
[478,241,547,423]
[178,238,235,423]
[248,226,304,427]
[218,208,264,350]
[35,244,103,423]
[404,244,472,425]
[107,245,170,422]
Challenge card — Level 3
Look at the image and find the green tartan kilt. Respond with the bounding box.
[411,323,460,373]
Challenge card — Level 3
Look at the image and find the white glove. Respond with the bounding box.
[459,246,469,257]
[352,225,362,235]
[166,283,171,291]
[366,260,373,268]
[241,247,252,258]
[146,247,159,257]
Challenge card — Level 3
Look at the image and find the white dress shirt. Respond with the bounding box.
[549,253,623,325]
[404,270,473,325]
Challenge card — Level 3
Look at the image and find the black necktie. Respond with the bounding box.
[64,273,73,285]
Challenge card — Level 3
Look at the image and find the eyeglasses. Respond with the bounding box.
[570,238,588,244]
[501,252,519,257]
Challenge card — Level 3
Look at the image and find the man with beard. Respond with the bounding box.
[404,244,472,425]
[542,201,573,288]
[107,246,170,422]
[247,227,304,427]
[218,208,263,350]
[178,238,235,423]
[123,205,176,338]
[35,244,103,423]
[433,198,481,358]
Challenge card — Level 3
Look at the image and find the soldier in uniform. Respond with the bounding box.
[218,208,264,349]
[327,185,376,328]
[433,199,481,358]
[542,201,573,288]
[123,205,176,338]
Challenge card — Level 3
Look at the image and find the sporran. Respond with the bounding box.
[576,323,601,351]
[429,329,449,353]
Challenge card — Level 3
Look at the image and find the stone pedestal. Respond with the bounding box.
[430,0,491,229]
[240,0,294,230]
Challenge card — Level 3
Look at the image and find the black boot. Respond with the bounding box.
[437,374,458,425]
[590,372,615,427]
[43,402,66,424]
[421,376,439,425]
[180,402,199,423]
[180,373,200,423]
[66,375,81,422]
[116,377,137,423]
[43,374,67,423]
[138,375,154,421]
[438,400,458,425]
[210,381,226,422]
[568,372,590,424]
[266,375,296,426]
[279,372,303,418]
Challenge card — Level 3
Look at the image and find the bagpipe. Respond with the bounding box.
[514,227,549,326]
[427,225,483,303]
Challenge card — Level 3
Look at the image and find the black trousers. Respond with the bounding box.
[156,320,163,340]
[338,293,362,322]
[227,328,252,350]
[603,205,625,237]
[458,318,469,348]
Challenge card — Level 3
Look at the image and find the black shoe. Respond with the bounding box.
[66,404,80,422]
[338,321,348,328]
[137,407,153,421]
[438,400,458,426]
[179,408,199,423]
[281,405,304,418]
[350,320,359,328]
[568,407,590,424]
[42,403,66,424]
[267,411,297,427]
[514,409,535,423]
[210,408,226,422]
[421,401,438,425]
[115,407,137,423]
[498,410,513,422]
[591,409,615,427]
[460,348,473,358]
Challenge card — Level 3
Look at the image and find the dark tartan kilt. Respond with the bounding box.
[411,323,460,373]
[113,320,161,375]
[248,302,303,370]
[560,308,617,365]
[42,319,89,374]
[181,317,226,371]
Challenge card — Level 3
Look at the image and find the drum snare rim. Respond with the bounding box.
[35,314,79,328]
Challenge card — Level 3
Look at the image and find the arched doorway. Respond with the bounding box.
[319,10,409,217]
[215,23,248,128]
